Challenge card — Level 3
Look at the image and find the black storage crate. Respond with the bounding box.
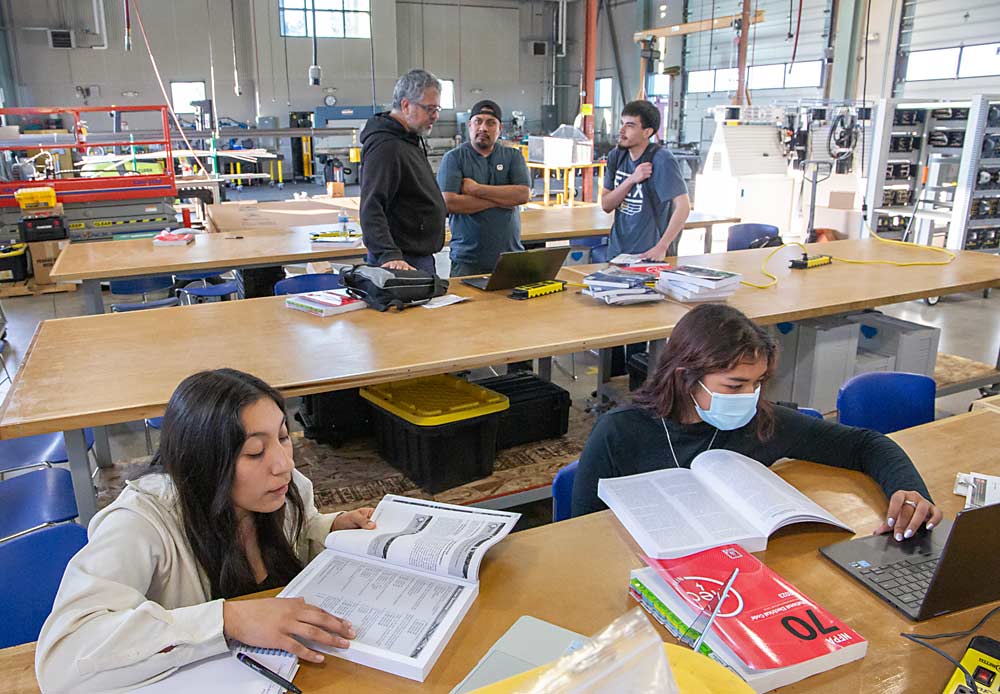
[474,373,571,448]
[627,351,650,391]
[368,407,500,493]
[296,388,372,447]
[0,244,28,283]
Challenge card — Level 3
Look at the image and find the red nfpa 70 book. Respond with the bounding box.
[645,544,867,672]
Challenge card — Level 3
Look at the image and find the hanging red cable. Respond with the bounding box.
[789,0,804,66]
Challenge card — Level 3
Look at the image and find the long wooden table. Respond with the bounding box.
[3,239,1000,522]
[208,198,739,250]
[3,410,999,694]
[50,230,366,315]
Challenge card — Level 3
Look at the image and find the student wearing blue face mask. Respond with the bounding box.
[571,303,943,544]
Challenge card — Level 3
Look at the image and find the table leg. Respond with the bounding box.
[82,279,104,315]
[565,167,573,207]
[537,356,552,382]
[597,164,605,206]
[648,338,666,368]
[64,429,97,524]
[92,425,113,469]
[703,224,714,254]
[543,167,551,205]
[596,347,614,402]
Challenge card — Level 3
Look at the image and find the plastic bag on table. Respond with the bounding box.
[514,608,679,694]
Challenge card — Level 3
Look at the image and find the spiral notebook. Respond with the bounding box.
[134,641,298,693]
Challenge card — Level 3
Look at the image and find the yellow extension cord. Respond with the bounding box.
[738,223,958,290]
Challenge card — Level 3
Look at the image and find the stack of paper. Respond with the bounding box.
[656,265,742,303]
[581,268,663,306]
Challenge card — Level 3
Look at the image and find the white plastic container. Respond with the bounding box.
[792,317,860,412]
[846,312,940,377]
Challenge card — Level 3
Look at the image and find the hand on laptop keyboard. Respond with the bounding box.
[872,490,944,542]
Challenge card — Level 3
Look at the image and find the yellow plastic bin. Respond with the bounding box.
[360,375,509,492]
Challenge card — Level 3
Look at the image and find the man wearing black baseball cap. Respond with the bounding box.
[437,99,531,277]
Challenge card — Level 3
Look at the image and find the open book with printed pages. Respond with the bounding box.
[279,495,520,681]
[597,450,852,559]
[630,545,867,692]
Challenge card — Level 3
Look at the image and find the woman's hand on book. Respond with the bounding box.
[332,507,376,531]
[223,597,356,663]
[872,490,943,542]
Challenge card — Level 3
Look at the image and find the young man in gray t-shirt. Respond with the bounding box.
[601,100,690,260]
[437,100,532,277]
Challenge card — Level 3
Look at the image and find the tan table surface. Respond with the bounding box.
[3,409,999,694]
[206,197,361,234]
[518,205,740,243]
[0,274,690,439]
[565,239,1000,325]
[4,240,1000,440]
[49,229,365,283]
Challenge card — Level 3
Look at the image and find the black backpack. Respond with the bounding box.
[607,142,663,215]
[342,265,448,311]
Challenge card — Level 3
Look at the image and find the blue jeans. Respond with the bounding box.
[366,253,437,275]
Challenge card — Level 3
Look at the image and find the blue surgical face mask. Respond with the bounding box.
[691,380,760,430]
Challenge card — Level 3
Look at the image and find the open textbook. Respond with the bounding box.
[598,450,851,559]
[280,495,520,681]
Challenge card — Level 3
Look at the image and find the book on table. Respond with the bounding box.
[630,544,867,693]
[657,279,738,303]
[133,641,298,694]
[279,495,520,681]
[660,265,742,289]
[284,288,366,317]
[597,450,852,559]
[582,286,664,305]
[582,268,656,289]
[152,230,195,246]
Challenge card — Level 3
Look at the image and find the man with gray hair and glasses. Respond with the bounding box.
[359,68,448,273]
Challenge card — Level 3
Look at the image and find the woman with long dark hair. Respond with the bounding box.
[571,304,943,538]
[36,369,377,693]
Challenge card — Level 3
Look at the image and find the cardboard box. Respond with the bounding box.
[28,240,69,285]
[828,191,857,210]
[326,181,345,197]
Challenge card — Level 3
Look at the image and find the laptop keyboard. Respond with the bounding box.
[858,558,939,607]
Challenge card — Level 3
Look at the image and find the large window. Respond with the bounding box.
[686,60,822,93]
[649,73,671,96]
[169,81,205,114]
[279,0,371,39]
[440,79,455,110]
[595,77,613,108]
[905,43,1000,81]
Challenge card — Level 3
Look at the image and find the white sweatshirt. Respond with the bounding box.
[34,468,341,693]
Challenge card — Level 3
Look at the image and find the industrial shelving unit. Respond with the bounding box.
[946,94,1000,254]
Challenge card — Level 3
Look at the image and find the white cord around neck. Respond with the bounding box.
[661,418,718,469]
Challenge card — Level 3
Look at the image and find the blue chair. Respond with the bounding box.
[0,337,10,384]
[0,523,88,648]
[109,275,179,312]
[552,459,579,522]
[273,273,344,296]
[0,468,79,542]
[0,429,96,479]
[175,270,238,305]
[727,223,780,251]
[799,407,824,419]
[837,372,936,434]
[143,416,163,455]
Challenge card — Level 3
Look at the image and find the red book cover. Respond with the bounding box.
[621,264,673,275]
[645,544,866,671]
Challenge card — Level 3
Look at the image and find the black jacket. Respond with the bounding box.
[359,112,447,265]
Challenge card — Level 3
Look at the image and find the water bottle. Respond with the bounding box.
[338,208,350,233]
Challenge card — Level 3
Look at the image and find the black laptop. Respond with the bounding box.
[820,502,1000,621]
[460,247,570,291]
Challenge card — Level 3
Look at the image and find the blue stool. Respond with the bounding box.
[175,270,238,305]
[0,524,89,648]
[109,276,179,312]
[0,468,79,542]
[799,407,824,419]
[144,416,163,455]
[273,273,344,295]
[727,223,780,251]
[837,372,935,435]
[552,460,579,522]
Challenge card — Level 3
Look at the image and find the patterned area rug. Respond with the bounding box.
[96,403,598,513]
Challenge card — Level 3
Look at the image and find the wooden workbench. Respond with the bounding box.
[3,410,999,694]
[4,239,1000,522]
